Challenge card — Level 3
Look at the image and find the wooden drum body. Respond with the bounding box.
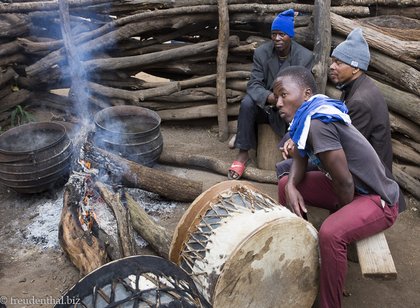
[169,181,319,307]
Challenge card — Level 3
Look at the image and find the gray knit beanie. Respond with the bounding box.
[331,28,370,71]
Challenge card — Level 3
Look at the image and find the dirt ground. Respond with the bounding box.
[0,117,419,308]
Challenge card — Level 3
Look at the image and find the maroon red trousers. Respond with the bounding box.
[278,171,398,308]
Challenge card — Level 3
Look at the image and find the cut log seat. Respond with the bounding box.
[356,231,397,280]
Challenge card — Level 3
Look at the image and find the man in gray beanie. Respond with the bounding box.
[330,27,406,211]
[228,9,314,180]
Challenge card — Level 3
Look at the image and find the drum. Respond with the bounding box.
[56,255,210,307]
[169,180,319,307]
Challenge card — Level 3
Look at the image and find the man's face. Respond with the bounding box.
[271,31,291,54]
[274,76,310,123]
[329,58,357,85]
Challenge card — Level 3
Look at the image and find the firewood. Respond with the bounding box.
[0,67,18,88]
[158,104,240,121]
[393,164,420,200]
[397,136,420,154]
[312,0,331,94]
[86,81,180,103]
[59,178,108,275]
[0,0,112,13]
[332,0,419,6]
[397,164,420,180]
[392,139,420,166]
[372,6,420,19]
[159,146,278,184]
[83,36,240,72]
[83,143,203,202]
[125,192,172,259]
[0,53,28,67]
[17,37,62,55]
[0,14,30,37]
[389,112,420,143]
[96,182,136,257]
[0,40,21,57]
[150,87,244,104]
[373,79,420,126]
[0,89,32,114]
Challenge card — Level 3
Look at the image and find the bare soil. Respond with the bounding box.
[0,119,419,308]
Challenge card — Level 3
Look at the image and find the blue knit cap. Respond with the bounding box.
[271,9,295,38]
[331,28,370,71]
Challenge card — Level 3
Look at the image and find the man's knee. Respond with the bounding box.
[239,95,257,113]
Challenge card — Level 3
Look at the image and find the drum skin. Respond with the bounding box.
[169,180,319,307]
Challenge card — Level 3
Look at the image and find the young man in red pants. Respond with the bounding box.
[275,66,400,308]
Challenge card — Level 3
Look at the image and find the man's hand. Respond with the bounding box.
[267,93,277,106]
[279,138,295,160]
[285,182,307,218]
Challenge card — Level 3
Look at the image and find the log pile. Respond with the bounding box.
[0,0,419,201]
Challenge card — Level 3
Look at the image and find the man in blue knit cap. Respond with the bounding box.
[228,9,314,180]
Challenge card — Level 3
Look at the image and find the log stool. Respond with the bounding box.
[257,124,283,170]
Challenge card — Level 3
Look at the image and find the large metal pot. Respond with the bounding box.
[0,122,72,193]
[93,106,163,167]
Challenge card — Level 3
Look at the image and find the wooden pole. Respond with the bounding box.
[216,0,230,142]
[312,0,331,94]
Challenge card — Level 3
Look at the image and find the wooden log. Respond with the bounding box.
[312,0,331,94]
[0,14,29,37]
[83,36,240,72]
[372,6,420,19]
[86,81,180,103]
[257,124,282,171]
[125,192,172,259]
[397,164,420,180]
[330,12,420,69]
[0,40,21,57]
[17,37,62,55]
[372,79,420,126]
[397,136,420,154]
[150,87,244,104]
[0,53,28,67]
[0,67,17,88]
[84,143,203,202]
[392,139,420,166]
[159,146,278,184]
[393,164,420,200]
[0,89,32,114]
[158,104,240,121]
[389,112,420,143]
[59,177,108,275]
[216,0,230,142]
[96,182,136,257]
[369,50,420,97]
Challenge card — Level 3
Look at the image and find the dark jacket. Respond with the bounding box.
[341,74,393,171]
[341,74,406,212]
[247,40,314,108]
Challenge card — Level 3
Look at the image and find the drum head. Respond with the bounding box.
[213,217,319,308]
[56,255,210,307]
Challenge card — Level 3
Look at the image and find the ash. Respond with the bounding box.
[126,188,180,220]
[24,190,64,250]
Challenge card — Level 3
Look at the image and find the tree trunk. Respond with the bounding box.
[312,0,331,94]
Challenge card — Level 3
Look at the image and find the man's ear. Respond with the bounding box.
[352,67,360,75]
[304,88,312,100]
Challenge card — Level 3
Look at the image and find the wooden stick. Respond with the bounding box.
[158,104,240,121]
[216,0,230,142]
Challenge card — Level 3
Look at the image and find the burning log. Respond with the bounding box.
[96,182,136,257]
[84,143,203,202]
